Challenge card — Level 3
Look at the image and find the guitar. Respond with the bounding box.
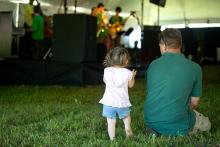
[109,22,123,39]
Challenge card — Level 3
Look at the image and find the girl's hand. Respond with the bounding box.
[132,69,137,78]
[128,69,137,88]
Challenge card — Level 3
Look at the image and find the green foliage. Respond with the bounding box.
[0,65,220,146]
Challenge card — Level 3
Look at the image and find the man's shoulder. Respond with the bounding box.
[190,60,200,67]
[146,58,164,75]
[149,57,163,67]
[186,59,202,72]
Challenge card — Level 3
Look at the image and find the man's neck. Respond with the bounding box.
[166,48,181,53]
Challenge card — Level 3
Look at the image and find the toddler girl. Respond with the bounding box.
[99,46,137,140]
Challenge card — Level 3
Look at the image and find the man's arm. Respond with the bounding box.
[190,64,202,110]
[189,97,200,110]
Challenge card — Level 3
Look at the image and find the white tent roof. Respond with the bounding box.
[1,0,220,26]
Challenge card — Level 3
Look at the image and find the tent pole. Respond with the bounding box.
[64,0,68,14]
[157,5,160,25]
[74,0,77,14]
[141,0,144,29]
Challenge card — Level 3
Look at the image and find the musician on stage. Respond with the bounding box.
[31,5,44,60]
[121,11,141,49]
[109,6,124,48]
[20,0,44,59]
[94,3,111,51]
[19,0,34,59]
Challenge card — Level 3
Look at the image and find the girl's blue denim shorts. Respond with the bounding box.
[102,105,131,119]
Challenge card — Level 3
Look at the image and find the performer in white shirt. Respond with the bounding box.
[121,11,142,49]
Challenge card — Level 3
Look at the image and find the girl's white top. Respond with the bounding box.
[99,67,132,108]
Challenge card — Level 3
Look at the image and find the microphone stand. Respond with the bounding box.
[64,0,68,14]
[74,0,77,14]
[141,0,144,30]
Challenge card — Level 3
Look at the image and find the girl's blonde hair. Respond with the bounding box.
[103,46,130,67]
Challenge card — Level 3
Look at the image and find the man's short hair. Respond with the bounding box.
[159,28,182,49]
[130,11,136,16]
[115,6,121,13]
[29,0,34,5]
[34,5,41,13]
[97,3,104,8]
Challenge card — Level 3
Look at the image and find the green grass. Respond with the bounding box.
[0,65,220,146]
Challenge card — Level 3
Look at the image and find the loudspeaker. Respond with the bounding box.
[150,0,166,7]
[0,12,12,58]
[52,14,97,62]
[142,25,161,62]
[180,28,197,58]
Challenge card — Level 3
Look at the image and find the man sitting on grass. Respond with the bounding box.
[144,28,211,136]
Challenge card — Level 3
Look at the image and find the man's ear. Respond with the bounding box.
[160,43,166,52]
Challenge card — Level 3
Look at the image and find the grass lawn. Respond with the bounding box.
[0,65,220,146]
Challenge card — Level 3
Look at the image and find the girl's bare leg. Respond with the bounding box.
[123,114,133,137]
[107,118,116,140]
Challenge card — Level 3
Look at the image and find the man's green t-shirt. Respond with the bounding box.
[144,52,202,136]
[32,15,44,40]
[109,15,123,25]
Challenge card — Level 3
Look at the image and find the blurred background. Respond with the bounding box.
[0,0,220,85]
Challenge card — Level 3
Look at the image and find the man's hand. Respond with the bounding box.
[189,97,200,110]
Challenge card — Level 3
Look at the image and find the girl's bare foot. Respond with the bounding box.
[126,129,133,138]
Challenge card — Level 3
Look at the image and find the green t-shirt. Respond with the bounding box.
[32,15,44,40]
[109,15,123,25]
[144,52,202,136]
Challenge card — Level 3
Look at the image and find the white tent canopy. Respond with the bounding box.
[1,0,220,26]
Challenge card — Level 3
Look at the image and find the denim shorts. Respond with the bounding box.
[102,105,131,119]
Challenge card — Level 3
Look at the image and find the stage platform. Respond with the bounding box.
[0,59,148,85]
[0,59,104,85]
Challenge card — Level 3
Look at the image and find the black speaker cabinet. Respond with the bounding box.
[142,25,161,61]
[150,0,166,7]
[52,14,97,62]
